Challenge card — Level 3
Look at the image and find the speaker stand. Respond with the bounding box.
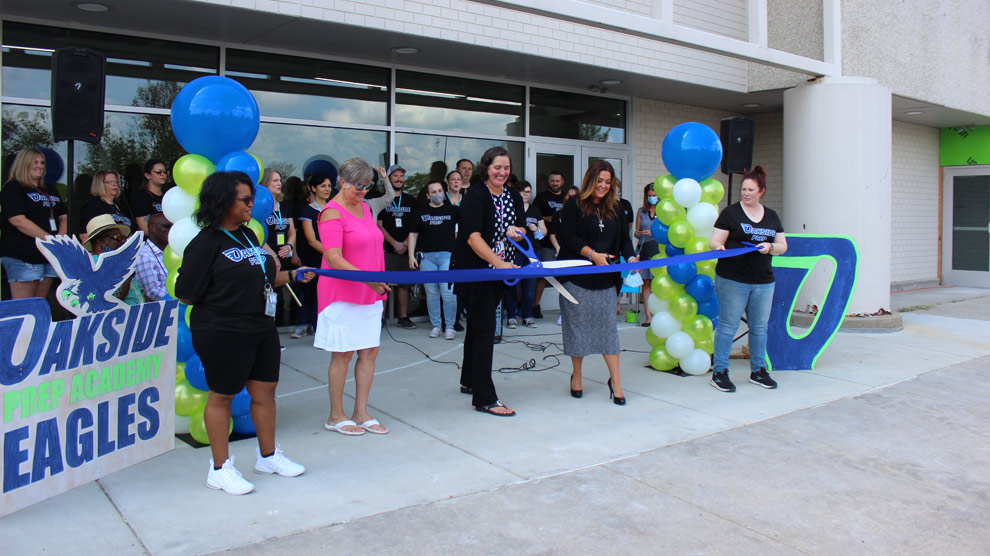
[66,139,75,236]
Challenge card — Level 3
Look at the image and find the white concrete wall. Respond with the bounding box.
[748,0,822,92]
[890,120,940,288]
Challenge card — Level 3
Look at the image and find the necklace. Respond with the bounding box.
[596,207,604,232]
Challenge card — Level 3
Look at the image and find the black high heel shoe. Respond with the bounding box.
[607,378,626,405]
[570,374,583,398]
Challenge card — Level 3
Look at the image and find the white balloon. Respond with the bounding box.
[647,294,669,315]
[650,311,682,338]
[665,331,695,359]
[672,178,702,209]
[174,415,191,435]
[168,216,202,257]
[679,348,711,376]
[162,187,198,223]
[686,202,719,234]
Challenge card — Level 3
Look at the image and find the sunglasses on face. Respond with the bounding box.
[235,195,255,205]
[152,169,167,175]
[348,181,374,191]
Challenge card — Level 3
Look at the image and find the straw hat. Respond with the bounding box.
[82,214,130,251]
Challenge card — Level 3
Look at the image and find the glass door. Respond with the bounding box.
[583,145,629,201]
[526,142,579,195]
[943,166,990,286]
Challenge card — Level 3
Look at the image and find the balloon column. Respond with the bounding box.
[645,122,724,376]
[166,76,266,443]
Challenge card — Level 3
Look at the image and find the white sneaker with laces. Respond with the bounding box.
[290,324,307,339]
[524,318,537,328]
[254,446,305,477]
[445,328,455,340]
[429,327,441,338]
[506,318,518,329]
[207,456,254,495]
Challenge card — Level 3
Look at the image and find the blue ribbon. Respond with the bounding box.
[297,246,756,284]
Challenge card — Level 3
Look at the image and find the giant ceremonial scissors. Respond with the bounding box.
[503,235,589,305]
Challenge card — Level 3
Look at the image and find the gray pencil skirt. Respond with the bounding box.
[559,282,620,357]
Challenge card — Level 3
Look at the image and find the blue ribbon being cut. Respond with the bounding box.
[298,245,757,284]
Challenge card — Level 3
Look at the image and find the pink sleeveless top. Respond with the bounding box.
[317,200,387,310]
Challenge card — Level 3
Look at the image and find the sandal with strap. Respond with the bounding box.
[474,400,516,417]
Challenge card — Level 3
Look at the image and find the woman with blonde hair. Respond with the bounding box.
[79,170,132,244]
[0,147,67,299]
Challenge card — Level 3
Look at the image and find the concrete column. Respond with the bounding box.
[783,76,892,314]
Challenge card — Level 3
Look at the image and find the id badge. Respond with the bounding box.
[395,217,403,228]
[49,217,57,232]
[276,232,286,246]
[264,284,277,318]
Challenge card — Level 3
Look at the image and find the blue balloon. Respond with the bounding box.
[665,243,684,257]
[231,387,252,417]
[232,412,256,435]
[667,262,697,285]
[304,158,338,185]
[170,76,260,163]
[650,219,669,244]
[661,122,723,181]
[176,327,195,363]
[685,274,715,301]
[216,151,263,185]
[37,146,64,184]
[185,354,208,391]
[251,183,275,222]
[698,295,719,321]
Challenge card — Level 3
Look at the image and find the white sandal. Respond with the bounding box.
[324,419,365,436]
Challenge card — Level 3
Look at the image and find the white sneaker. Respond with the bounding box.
[290,324,307,339]
[254,446,305,477]
[506,318,518,329]
[445,328,455,340]
[524,318,537,328]
[207,456,254,495]
[429,327,441,338]
[556,316,562,325]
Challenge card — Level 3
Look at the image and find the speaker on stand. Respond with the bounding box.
[720,116,755,205]
[51,47,106,235]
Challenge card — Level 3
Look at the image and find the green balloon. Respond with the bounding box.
[700,178,724,205]
[175,379,208,417]
[656,198,686,226]
[684,315,714,342]
[173,154,215,196]
[175,361,186,382]
[654,174,676,199]
[669,292,699,321]
[649,345,679,371]
[649,253,666,279]
[667,220,695,248]
[697,259,717,278]
[651,275,683,300]
[696,337,714,355]
[166,270,179,299]
[645,327,664,347]
[184,303,192,328]
[163,245,182,273]
[684,237,709,255]
[247,218,266,245]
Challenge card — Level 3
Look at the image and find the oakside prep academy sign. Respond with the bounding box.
[0,234,175,517]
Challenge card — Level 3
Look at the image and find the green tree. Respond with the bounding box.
[578,123,610,142]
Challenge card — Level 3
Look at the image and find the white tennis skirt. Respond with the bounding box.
[313,300,383,352]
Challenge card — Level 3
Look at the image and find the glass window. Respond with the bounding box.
[952,175,990,271]
[529,88,626,143]
[225,49,389,126]
[394,133,523,198]
[395,71,524,137]
[2,21,217,107]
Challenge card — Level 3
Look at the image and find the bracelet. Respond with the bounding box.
[587,249,595,261]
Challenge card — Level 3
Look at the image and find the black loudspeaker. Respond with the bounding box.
[51,47,106,143]
[720,117,755,175]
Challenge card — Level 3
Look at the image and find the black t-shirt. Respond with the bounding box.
[175,226,278,334]
[523,203,544,250]
[264,203,291,249]
[714,203,784,284]
[132,188,163,219]
[377,192,416,252]
[296,202,323,268]
[0,181,67,263]
[411,203,458,253]
[80,198,132,231]
[618,199,634,230]
[534,189,566,221]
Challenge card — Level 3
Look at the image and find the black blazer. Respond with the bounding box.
[451,182,526,272]
[557,196,634,292]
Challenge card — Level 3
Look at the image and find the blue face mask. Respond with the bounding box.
[647,196,659,205]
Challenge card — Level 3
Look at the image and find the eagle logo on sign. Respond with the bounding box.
[36,233,143,316]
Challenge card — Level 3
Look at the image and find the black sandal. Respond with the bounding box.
[460,385,472,395]
[474,400,516,417]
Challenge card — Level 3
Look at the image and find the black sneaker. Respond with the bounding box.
[494,335,502,344]
[710,370,735,392]
[397,317,416,329]
[532,305,544,319]
[749,369,777,389]
[453,322,464,332]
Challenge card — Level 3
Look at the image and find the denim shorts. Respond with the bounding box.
[1,257,58,282]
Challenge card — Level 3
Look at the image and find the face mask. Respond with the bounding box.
[648,196,659,205]
[429,192,446,205]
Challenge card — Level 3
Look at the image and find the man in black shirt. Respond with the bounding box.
[531,171,567,318]
[377,164,417,329]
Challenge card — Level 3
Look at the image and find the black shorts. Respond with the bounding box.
[192,324,281,395]
[384,251,413,285]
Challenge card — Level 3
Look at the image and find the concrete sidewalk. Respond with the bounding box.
[3,286,990,555]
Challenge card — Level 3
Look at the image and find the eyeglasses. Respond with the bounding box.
[103,233,125,242]
[152,169,167,175]
[348,181,374,191]
[235,195,255,205]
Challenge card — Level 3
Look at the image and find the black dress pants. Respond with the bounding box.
[458,280,504,407]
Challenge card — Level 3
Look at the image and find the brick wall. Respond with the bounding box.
[890,120,940,287]
[674,0,748,40]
